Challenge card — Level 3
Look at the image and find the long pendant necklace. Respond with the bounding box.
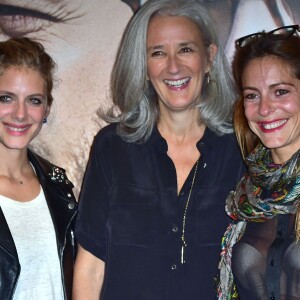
[181,159,199,264]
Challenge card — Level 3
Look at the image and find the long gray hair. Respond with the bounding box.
[104,0,237,143]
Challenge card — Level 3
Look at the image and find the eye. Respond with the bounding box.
[243,92,260,102]
[179,47,193,53]
[0,95,12,103]
[150,50,165,57]
[0,4,80,38]
[28,97,44,106]
[275,89,289,96]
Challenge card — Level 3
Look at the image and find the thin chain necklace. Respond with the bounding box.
[181,159,199,264]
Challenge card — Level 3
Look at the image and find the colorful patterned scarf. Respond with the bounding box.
[227,143,300,220]
[217,144,300,300]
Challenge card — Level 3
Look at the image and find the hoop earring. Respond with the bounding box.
[205,72,211,85]
[43,118,47,124]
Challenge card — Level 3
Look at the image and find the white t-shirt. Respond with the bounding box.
[0,188,64,300]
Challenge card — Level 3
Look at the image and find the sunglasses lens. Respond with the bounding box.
[238,34,260,47]
[237,25,299,48]
[271,26,297,37]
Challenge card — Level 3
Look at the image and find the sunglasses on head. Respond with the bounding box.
[235,24,300,48]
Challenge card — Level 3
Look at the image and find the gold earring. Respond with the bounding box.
[206,72,211,85]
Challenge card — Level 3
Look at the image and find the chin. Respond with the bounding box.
[5,145,27,151]
[260,141,286,150]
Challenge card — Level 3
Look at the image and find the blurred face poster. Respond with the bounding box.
[1,0,298,195]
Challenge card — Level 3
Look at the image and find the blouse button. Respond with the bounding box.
[68,203,75,210]
[171,264,177,270]
[172,225,178,233]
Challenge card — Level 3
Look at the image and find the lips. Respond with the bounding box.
[4,123,31,134]
[164,77,190,88]
[258,119,287,131]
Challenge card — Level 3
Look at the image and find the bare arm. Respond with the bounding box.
[73,244,105,300]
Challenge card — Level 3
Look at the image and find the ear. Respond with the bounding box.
[45,105,50,118]
[206,43,218,71]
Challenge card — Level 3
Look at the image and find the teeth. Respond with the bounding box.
[164,78,189,87]
[6,126,29,132]
[262,119,287,129]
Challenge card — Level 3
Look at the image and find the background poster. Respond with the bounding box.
[0,0,299,196]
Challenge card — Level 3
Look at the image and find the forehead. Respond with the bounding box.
[0,65,43,78]
[242,56,295,83]
[147,15,203,45]
[0,67,46,89]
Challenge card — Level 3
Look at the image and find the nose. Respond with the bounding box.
[167,54,181,75]
[258,96,276,117]
[12,101,27,122]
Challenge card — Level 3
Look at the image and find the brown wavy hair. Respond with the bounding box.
[232,33,300,157]
[0,37,56,107]
[232,32,300,240]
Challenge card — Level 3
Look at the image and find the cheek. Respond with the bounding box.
[147,59,166,79]
[292,109,300,124]
[244,104,256,121]
[282,101,300,116]
[243,105,261,132]
[194,55,208,74]
[0,107,12,118]
[31,108,47,122]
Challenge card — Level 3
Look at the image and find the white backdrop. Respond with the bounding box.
[0,0,299,196]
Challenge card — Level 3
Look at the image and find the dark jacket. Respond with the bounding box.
[0,150,77,300]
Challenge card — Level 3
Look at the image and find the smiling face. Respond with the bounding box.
[0,67,48,152]
[146,15,216,114]
[243,56,300,163]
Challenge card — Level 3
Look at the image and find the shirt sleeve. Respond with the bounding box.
[75,132,111,261]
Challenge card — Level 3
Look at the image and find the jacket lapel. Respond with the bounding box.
[28,150,77,253]
[0,207,18,261]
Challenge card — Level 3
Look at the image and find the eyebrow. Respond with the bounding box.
[146,45,164,52]
[269,82,295,88]
[0,91,15,95]
[0,91,46,97]
[242,87,258,93]
[147,41,197,52]
[242,82,295,91]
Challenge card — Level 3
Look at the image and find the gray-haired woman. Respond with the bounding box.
[73,0,245,299]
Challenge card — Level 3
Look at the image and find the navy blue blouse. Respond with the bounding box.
[232,214,299,300]
[75,124,245,299]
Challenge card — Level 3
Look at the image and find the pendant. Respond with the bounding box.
[181,244,186,264]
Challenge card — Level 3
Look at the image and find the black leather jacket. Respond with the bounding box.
[0,150,77,300]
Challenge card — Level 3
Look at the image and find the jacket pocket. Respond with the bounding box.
[108,184,156,247]
[195,185,232,246]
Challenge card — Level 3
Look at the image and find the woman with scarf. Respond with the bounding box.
[217,25,300,300]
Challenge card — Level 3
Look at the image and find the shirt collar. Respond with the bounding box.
[147,125,222,153]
